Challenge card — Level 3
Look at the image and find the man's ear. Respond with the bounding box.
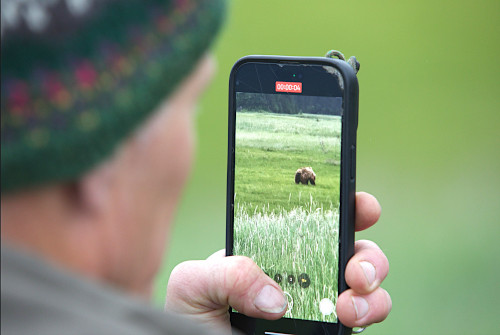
[72,161,116,220]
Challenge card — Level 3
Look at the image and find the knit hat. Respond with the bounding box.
[1,0,226,192]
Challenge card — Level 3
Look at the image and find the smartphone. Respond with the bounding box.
[226,56,358,335]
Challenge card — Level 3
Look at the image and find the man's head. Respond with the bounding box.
[1,0,224,297]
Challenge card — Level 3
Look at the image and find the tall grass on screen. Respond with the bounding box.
[234,199,339,321]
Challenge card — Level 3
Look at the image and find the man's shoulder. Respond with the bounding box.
[1,246,222,335]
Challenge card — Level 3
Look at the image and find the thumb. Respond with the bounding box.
[166,254,287,326]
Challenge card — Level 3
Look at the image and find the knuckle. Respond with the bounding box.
[169,260,193,282]
[167,260,201,298]
[223,256,261,293]
[355,239,381,251]
[170,260,203,280]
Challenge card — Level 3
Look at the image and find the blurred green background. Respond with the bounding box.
[154,1,500,334]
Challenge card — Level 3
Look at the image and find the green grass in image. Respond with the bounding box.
[234,112,341,212]
[233,111,341,322]
[234,203,339,322]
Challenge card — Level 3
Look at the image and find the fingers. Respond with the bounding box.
[345,240,389,294]
[206,249,226,260]
[166,255,287,321]
[337,287,392,328]
[339,240,391,328]
[211,256,287,318]
[355,192,381,232]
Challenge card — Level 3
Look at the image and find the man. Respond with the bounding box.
[1,0,391,334]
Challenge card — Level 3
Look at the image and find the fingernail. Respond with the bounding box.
[360,261,376,286]
[254,285,287,314]
[352,296,369,320]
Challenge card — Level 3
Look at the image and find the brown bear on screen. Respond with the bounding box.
[295,167,316,186]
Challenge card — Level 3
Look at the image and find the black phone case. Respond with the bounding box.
[226,55,359,335]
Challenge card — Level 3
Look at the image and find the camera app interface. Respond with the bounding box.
[233,63,343,323]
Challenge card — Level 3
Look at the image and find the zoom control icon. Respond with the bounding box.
[298,273,311,288]
[270,272,311,289]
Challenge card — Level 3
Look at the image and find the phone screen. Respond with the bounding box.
[231,61,345,325]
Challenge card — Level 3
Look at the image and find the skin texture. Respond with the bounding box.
[1,55,391,331]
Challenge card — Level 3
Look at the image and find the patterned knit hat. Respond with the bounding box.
[1,0,226,192]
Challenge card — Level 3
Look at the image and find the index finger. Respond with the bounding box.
[355,192,381,232]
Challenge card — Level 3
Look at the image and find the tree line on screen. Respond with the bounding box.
[236,92,342,115]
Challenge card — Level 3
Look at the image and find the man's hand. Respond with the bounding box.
[165,251,286,333]
[165,192,391,332]
[336,192,392,328]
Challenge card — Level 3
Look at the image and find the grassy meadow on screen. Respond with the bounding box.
[233,93,342,322]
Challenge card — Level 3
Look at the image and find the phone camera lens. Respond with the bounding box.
[274,273,283,283]
[287,275,295,285]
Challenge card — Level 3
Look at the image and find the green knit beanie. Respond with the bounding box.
[1,0,226,193]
